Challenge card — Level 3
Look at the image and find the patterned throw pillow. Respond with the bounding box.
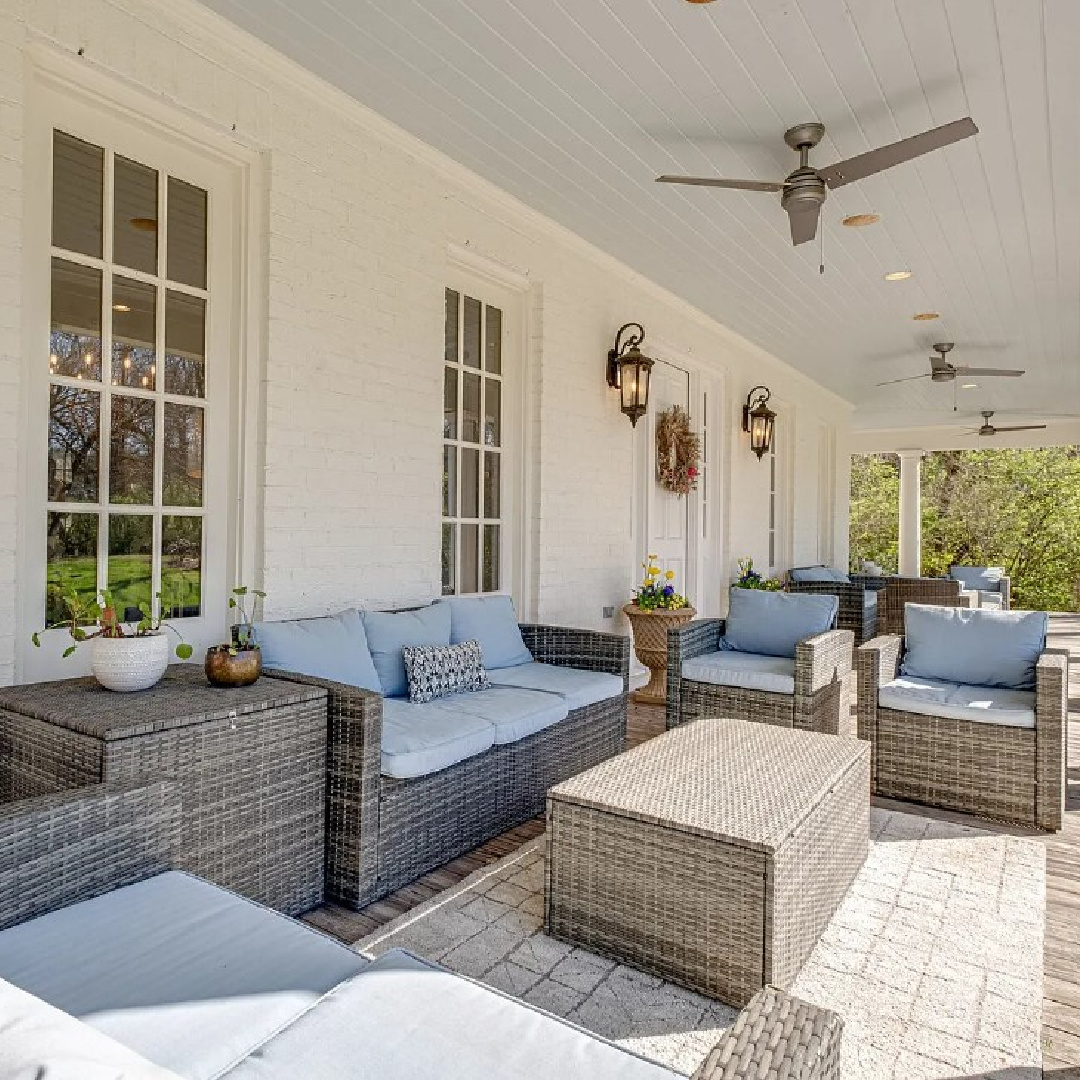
[402,640,491,704]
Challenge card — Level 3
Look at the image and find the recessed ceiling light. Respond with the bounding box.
[913,312,940,321]
[112,303,131,312]
[961,383,978,389]
[842,213,880,227]
[129,217,158,232]
[883,270,912,281]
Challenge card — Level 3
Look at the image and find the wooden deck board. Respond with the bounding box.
[303,613,1080,1075]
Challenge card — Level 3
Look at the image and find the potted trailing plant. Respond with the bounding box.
[733,557,783,591]
[204,585,267,688]
[622,556,696,706]
[32,591,193,692]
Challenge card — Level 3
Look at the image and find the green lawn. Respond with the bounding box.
[47,556,201,625]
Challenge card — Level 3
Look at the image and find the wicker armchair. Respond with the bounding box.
[950,565,1011,610]
[666,618,855,735]
[269,623,630,910]
[784,578,879,644]
[881,576,971,636]
[856,636,1067,830]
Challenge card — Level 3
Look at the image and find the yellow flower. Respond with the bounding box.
[647,566,660,577]
[665,570,675,580]
[648,553,658,560]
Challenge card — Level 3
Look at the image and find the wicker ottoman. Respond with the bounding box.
[545,717,870,1007]
[0,668,327,915]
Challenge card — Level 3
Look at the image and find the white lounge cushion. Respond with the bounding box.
[429,686,568,745]
[0,976,184,1080]
[487,662,623,711]
[219,949,680,1080]
[878,675,1036,729]
[682,650,796,695]
[381,699,496,778]
[0,872,367,1080]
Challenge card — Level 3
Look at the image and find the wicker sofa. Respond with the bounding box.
[666,596,855,736]
[785,566,879,644]
[0,780,843,1080]
[266,616,630,910]
[856,609,1066,830]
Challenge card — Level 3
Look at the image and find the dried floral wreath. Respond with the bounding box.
[655,405,701,497]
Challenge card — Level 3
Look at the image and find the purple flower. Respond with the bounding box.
[663,584,675,596]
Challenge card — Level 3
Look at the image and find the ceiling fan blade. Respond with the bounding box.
[788,202,821,246]
[655,175,785,193]
[952,366,1025,378]
[875,374,931,387]
[987,424,1048,433]
[818,117,978,190]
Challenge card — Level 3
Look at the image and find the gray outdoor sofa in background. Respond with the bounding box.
[0,780,843,1080]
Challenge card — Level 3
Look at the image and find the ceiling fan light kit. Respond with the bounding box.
[656,117,977,248]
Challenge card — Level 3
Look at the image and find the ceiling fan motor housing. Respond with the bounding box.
[780,168,827,213]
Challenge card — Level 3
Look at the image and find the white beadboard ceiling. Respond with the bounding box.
[198,0,1080,432]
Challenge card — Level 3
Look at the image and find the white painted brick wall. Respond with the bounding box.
[0,0,851,683]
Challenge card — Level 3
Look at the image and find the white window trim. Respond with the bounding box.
[445,247,530,615]
[16,48,266,681]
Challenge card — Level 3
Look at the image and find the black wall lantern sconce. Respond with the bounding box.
[606,322,654,427]
[742,385,776,459]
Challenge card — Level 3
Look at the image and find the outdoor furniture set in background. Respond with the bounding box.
[949,564,1011,609]
[785,564,881,643]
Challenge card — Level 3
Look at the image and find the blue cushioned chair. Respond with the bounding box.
[784,566,879,644]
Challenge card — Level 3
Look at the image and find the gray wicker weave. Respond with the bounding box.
[0,668,328,914]
[268,623,630,910]
[880,577,970,636]
[545,718,870,1008]
[0,779,179,931]
[784,580,878,644]
[692,985,843,1080]
[666,619,855,735]
[856,635,1067,830]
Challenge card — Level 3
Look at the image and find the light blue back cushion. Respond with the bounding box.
[722,588,838,658]
[362,604,453,697]
[791,566,849,583]
[949,566,1004,593]
[439,595,533,670]
[257,609,381,691]
[901,605,1047,690]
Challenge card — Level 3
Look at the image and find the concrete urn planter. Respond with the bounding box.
[622,603,696,706]
[88,633,170,692]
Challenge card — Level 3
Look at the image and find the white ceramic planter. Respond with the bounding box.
[88,633,170,692]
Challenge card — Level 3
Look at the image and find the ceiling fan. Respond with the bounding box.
[656,117,977,246]
[963,410,1047,437]
[875,343,1024,387]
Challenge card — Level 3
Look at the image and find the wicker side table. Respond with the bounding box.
[0,668,327,915]
[546,717,870,1007]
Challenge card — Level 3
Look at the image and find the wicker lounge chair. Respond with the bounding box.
[666,616,854,735]
[785,566,879,644]
[856,615,1066,831]
[950,565,1011,610]
[881,576,971,636]
[0,781,844,1080]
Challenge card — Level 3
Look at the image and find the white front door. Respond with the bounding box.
[637,358,693,599]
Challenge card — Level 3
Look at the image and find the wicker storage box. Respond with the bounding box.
[0,668,327,915]
[545,717,870,1007]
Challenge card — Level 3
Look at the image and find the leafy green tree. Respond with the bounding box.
[850,448,1080,612]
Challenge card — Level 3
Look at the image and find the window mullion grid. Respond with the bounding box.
[98,148,115,601]
[152,170,167,620]
[454,290,465,594]
[477,301,486,592]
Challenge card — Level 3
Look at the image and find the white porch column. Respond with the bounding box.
[897,450,923,577]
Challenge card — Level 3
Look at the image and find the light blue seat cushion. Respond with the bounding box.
[682,650,796,694]
[790,566,850,583]
[879,675,1035,729]
[487,662,624,711]
[978,591,1005,609]
[439,595,533,670]
[362,604,453,697]
[0,871,367,1080]
[864,591,879,613]
[950,566,1005,594]
[256,608,381,691]
[722,588,838,659]
[380,698,497,778]
[0,975,185,1080]
[219,949,681,1080]
[900,604,1047,690]
[430,686,568,745]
